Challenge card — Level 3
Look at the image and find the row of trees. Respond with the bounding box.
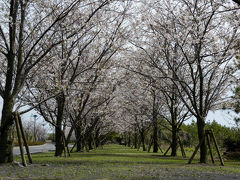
[119,120,240,156]
[0,0,131,163]
[114,0,240,163]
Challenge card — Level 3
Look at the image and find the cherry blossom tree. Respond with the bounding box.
[17,0,130,156]
[134,0,239,162]
[0,0,92,163]
[0,0,130,162]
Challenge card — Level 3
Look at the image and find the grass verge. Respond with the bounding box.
[0,144,240,179]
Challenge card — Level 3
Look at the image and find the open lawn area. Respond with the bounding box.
[0,144,240,180]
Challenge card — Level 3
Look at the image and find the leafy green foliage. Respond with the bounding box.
[14,141,45,146]
[181,121,198,146]
[47,133,55,142]
[181,120,239,149]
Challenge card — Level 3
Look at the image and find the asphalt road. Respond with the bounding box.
[13,143,55,155]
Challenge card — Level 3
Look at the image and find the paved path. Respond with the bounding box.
[13,143,55,155]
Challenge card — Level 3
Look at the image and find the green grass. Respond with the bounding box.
[0,144,240,179]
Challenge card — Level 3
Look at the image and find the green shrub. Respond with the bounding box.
[14,141,45,146]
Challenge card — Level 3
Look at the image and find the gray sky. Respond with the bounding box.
[0,97,53,132]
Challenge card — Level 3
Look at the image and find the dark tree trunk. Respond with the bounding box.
[127,132,131,147]
[152,120,158,153]
[171,124,178,156]
[55,126,64,156]
[95,128,100,148]
[170,62,179,156]
[75,127,83,152]
[140,130,146,151]
[134,127,138,149]
[0,99,15,163]
[55,92,65,156]
[88,136,93,150]
[84,117,99,150]
[124,133,127,146]
[197,117,207,163]
[76,137,82,152]
[152,89,158,153]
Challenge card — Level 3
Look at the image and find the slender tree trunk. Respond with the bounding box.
[171,124,178,156]
[152,89,158,153]
[77,137,82,152]
[75,127,82,152]
[140,130,146,151]
[134,127,138,149]
[95,128,100,148]
[127,132,131,147]
[55,92,65,156]
[197,117,207,163]
[152,120,158,153]
[170,59,179,156]
[88,136,93,150]
[82,137,85,151]
[55,126,64,156]
[0,99,15,163]
[84,139,89,152]
[124,133,127,146]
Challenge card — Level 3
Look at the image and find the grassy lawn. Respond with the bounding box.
[0,144,240,179]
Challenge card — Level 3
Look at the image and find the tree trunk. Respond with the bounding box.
[75,127,82,152]
[152,89,158,153]
[197,117,207,163]
[140,130,146,151]
[134,127,138,149]
[95,128,100,148]
[171,124,178,156]
[76,137,82,152]
[127,132,131,147]
[88,136,93,150]
[152,121,158,153]
[54,92,65,156]
[0,98,15,163]
[55,126,64,156]
[124,133,127,146]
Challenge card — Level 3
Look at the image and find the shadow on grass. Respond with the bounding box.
[30,152,191,166]
[33,159,186,166]
[70,153,189,160]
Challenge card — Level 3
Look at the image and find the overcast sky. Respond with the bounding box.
[0,98,52,132]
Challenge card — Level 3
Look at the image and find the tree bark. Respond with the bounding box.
[55,127,64,156]
[140,130,146,151]
[152,89,158,153]
[0,98,15,163]
[75,127,83,152]
[127,132,131,147]
[171,124,178,156]
[88,136,93,150]
[95,128,100,148]
[197,117,207,163]
[76,136,82,152]
[124,133,127,146]
[152,120,158,153]
[54,92,65,156]
[134,127,138,149]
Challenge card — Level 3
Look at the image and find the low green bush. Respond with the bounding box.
[14,141,45,146]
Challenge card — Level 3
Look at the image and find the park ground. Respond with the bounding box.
[1,144,240,180]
